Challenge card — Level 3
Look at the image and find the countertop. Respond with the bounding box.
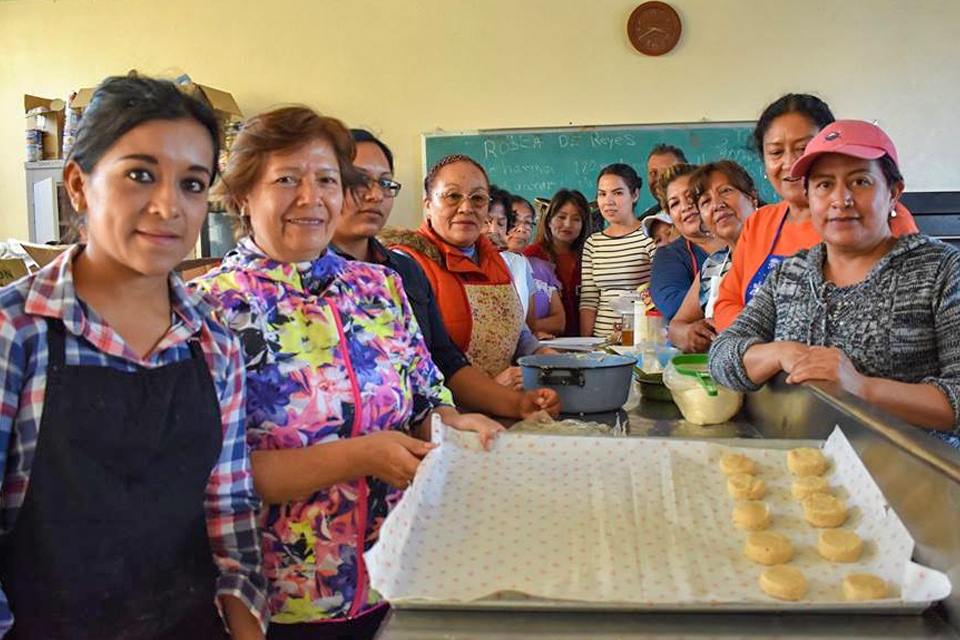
[377,384,960,639]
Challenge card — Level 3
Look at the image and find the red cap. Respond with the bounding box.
[790,119,899,179]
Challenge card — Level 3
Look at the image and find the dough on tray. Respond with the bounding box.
[818,529,863,562]
[802,493,848,528]
[760,565,807,601]
[727,473,766,500]
[792,476,830,500]
[732,501,770,531]
[787,447,828,476]
[719,452,756,475]
[843,573,889,600]
[744,531,793,565]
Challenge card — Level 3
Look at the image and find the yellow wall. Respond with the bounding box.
[1,0,958,240]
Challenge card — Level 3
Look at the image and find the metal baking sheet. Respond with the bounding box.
[367,424,951,614]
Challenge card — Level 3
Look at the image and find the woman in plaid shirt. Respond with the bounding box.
[0,77,267,639]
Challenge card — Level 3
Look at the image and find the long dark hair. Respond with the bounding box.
[596,163,642,211]
[69,75,220,179]
[534,189,591,261]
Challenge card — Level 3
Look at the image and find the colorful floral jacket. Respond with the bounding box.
[190,238,453,624]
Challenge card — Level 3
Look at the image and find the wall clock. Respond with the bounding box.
[628,2,682,56]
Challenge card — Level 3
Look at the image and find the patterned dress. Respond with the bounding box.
[190,238,453,624]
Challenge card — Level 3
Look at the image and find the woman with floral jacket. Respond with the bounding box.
[191,107,501,640]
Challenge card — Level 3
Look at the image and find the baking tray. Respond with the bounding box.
[367,424,951,614]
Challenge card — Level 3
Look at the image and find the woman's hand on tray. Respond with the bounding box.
[444,411,506,450]
[361,431,437,490]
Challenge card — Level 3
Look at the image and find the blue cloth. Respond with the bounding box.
[650,237,709,321]
[460,244,478,262]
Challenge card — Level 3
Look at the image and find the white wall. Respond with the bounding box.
[1,0,957,239]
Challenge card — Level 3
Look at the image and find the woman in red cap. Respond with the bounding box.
[711,94,919,331]
[709,120,960,446]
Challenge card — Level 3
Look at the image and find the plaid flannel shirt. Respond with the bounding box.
[0,247,268,635]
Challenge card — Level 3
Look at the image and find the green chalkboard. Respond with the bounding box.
[423,123,779,213]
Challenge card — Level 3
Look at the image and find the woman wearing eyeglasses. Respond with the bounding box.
[333,131,559,417]
[384,154,553,388]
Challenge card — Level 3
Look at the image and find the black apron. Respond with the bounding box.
[0,321,226,640]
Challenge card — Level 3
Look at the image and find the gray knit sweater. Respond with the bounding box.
[708,234,960,436]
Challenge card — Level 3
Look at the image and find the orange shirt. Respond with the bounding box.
[713,201,920,331]
[390,220,513,352]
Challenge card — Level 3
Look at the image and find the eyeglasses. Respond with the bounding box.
[438,191,491,209]
[360,176,402,197]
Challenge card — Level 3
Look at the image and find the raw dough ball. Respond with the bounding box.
[732,501,770,531]
[802,493,848,528]
[818,529,863,562]
[760,565,807,601]
[787,447,827,476]
[843,573,888,600]
[744,531,793,565]
[720,453,756,475]
[792,476,830,500]
[727,473,766,500]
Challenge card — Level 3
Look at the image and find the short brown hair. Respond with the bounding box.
[212,106,360,237]
[689,160,758,205]
[655,163,699,210]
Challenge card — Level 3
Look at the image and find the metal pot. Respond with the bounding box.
[518,353,636,414]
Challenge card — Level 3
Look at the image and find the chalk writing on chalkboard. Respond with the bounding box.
[424,123,778,213]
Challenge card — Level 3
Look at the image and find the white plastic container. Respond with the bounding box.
[663,355,742,425]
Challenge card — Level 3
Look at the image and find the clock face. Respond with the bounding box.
[628,2,682,56]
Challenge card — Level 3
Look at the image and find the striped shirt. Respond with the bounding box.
[579,227,657,337]
[699,247,732,315]
[0,247,268,634]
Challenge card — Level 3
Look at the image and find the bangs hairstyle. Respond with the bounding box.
[655,163,699,210]
[423,154,489,195]
[68,75,220,180]
[689,160,758,204]
[213,106,361,237]
[534,189,591,260]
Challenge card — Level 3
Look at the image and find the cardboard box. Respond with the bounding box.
[0,259,30,287]
[71,79,242,122]
[20,242,70,269]
[183,82,243,121]
[69,87,96,111]
[24,95,65,160]
[176,257,221,281]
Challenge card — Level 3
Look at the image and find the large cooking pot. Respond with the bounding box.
[518,353,636,414]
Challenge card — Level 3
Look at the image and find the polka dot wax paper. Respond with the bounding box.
[366,425,950,612]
